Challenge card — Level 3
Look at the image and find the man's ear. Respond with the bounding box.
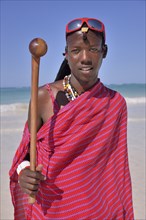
[63,46,68,57]
[102,44,108,58]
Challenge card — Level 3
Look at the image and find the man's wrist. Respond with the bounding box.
[16,161,30,175]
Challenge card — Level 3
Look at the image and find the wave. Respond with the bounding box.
[125,97,146,104]
[1,128,23,133]
[128,118,145,122]
[1,97,145,113]
[1,103,29,113]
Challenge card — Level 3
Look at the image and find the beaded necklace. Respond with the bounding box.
[63,75,79,101]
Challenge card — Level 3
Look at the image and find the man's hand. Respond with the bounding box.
[18,164,46,196]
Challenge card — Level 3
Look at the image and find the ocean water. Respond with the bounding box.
[0,84,145,112]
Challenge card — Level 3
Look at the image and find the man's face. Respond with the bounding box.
[66,30,104,85]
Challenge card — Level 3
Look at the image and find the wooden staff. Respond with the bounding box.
[29,38,48,204]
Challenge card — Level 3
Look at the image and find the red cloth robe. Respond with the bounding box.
[9,80,134,219]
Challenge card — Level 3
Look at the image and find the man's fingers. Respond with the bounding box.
[20,175,40,185]
[36,164,46,180]
[20,181,39,191]
[22,188,38,196]
[36,164,43,172]
[21,168,45,180]
[18,166,46,196]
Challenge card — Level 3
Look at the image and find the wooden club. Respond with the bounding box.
[29,38,48,204]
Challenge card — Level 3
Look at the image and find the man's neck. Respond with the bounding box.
[70,74,98,95]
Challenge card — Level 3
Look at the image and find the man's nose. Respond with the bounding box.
[81,49,92,64]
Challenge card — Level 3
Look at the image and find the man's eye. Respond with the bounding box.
[90,48,100,53]
[71,49,80,54]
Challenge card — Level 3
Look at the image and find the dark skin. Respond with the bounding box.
[18,29,107,196]
[66,30,104,93]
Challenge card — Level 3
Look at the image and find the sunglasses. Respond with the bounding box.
[66,17,106,41]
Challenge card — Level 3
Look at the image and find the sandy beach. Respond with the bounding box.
[0,103,145,219]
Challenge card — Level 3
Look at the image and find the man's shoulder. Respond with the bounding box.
[103,84,126,106]
[50,80,64,92]
[38,80,63,99]
[38,84,49,99]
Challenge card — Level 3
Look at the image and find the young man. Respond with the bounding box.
[9,18,134,219]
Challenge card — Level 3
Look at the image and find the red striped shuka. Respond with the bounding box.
[9,80,134,220]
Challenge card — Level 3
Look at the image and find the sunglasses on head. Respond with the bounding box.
[66,17,106,42]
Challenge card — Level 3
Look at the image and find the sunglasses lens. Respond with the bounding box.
[88,19,103,31]
[68,19,82,31]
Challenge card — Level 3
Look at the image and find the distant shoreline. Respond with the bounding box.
[1,84,145,106]
[0,83,146,89]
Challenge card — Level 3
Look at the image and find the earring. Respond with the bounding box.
[63,46,68,56]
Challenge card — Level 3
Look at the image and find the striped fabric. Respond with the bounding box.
[9,80,134,219]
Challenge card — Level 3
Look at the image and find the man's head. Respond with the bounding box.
[55,17,108,82]
[64,17,108,86]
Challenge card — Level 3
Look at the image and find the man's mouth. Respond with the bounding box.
[79,66,93,71]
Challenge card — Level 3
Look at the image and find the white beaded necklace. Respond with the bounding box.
[63,75,79,101]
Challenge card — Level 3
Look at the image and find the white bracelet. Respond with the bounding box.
[16,161,30,175]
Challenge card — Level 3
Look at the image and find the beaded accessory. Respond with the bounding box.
[63,75,79,101]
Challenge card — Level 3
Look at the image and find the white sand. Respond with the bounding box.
[1,111,28,219]
[0,104,145,219]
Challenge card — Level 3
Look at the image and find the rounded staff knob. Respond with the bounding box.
[29,38,48,58]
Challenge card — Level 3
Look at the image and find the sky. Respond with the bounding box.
[1,0,145,87]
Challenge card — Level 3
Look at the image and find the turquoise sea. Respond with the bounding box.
[0,84,145,112]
